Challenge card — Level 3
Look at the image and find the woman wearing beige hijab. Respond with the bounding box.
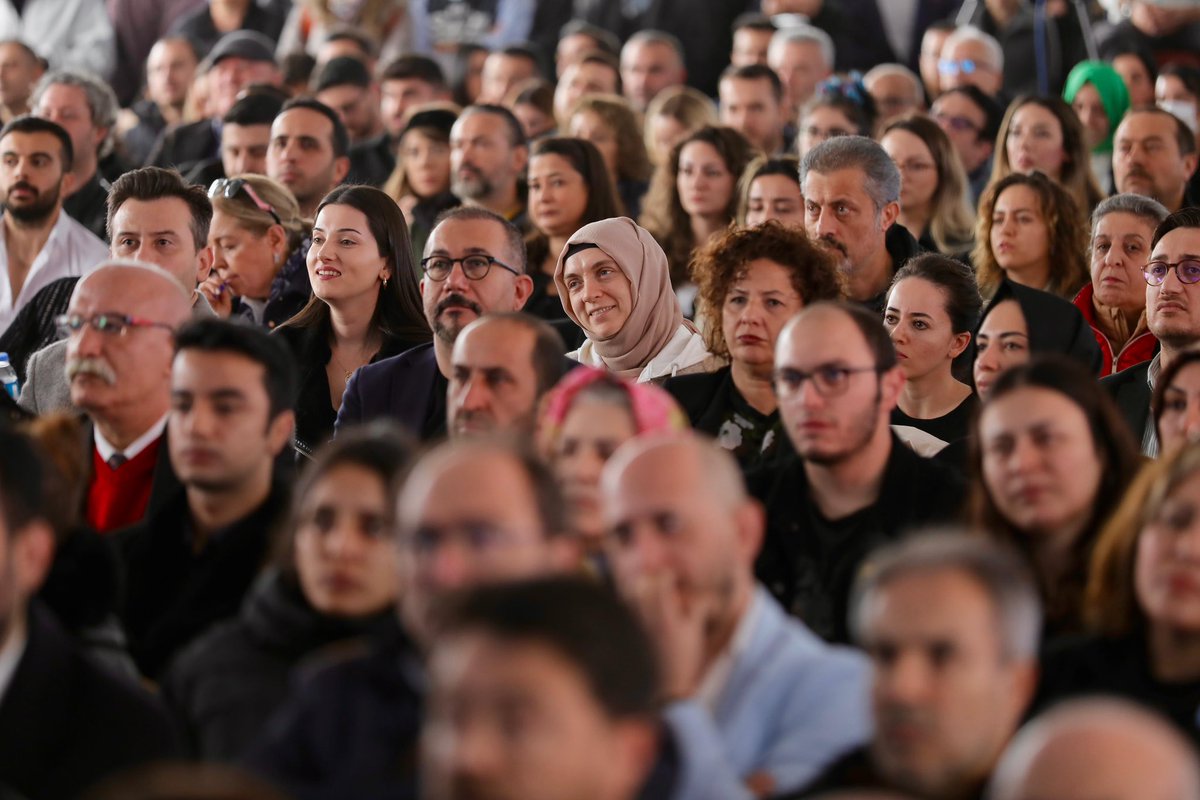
[554,217,723,383]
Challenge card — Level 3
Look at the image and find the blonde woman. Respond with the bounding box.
[642,85,719,167]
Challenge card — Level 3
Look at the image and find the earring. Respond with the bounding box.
[274,253,282,266]
[382,276,389,289]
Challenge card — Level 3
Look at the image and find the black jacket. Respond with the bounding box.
[749,435,965,643]
[347,134,396,188]
[63,171,112,242]
[149,118,220,174]
[162,569,397,760]
[784,744,985,799]
[0,276,78,382]
[0,603,178,800]
[334,342,447,444]
[862,223,924,314]
[117,480,291,680]
[1102,359,1152,448]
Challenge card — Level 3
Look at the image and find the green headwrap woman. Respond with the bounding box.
[1064,61,1131,195]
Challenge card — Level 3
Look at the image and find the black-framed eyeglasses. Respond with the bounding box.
[420,255,521,281]
[772,364,881,398]
[208,178,282,225]
[1144,259,1200,286]
[55,313,175,338]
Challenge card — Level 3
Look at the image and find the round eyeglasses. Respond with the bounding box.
[1144,260,1200,287]
[421,255,521,281]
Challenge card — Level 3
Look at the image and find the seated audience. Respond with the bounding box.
[884,254,981,457]
[602,434,870,798]
[186,89,286,187]
[1076,193,1167,377]
[1112,106,1199,214]
[970,357,1141,637]
[0,427,178,800]
[990,697,1200,800]
[879,114,975,256]
[477,45,540,106]
[751,302,963,642]
[1063,60,1131,195]
[275,185,431,456]
[737,156,803,229]
[202,175,310,328]
[973,279,1102,402]
[524,136,621,322]
[766,25,834,125]
[555,217,722,383]
[121,36,199,168]
[640,125,757,292]
[667,221,839,468]
[973,171,1089,300]
[937,24,1005,96]
[930,85,1004,204]
[718,63,788,156]
[448,43,487,108]
[792,533,1040,799]
[119,319,296,680]
[539,366,687,554]
[863,63,924,123]
[312,56,384,149]
[266,98,352,221]
[553,53,621,125]
[619,30,686,114]
[449,104,530,227]
[509,79,557,141]
[381,107,460,263]
[641,85,718,168]
[566,94,652,218]
[1154,347,1200,454]
[0,40,44,125]
[1037,442,1200,748]
[162,424,413,759]
[990,94,1104,219]
[795,78,877,160]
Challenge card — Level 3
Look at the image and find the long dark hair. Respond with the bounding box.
[281,185,431,344]
[526,137,622,267]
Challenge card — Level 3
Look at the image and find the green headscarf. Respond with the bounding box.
[1063,60,1131,153]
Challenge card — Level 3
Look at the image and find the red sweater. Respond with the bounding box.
[1072,283,1159,378]
[86,437,162,534]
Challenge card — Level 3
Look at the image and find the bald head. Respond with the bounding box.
[990,699,1200,800]
[75,261,193,321]
[602,433,748,513]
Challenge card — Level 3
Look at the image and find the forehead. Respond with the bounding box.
[112,196,193,232]
[383,77,435,95]
[1152,225,1200,258]
[863,568,999,644]
[454,321,536,363]
[1094,211,1154,238]
[720,75,773,99]
[432,634,593,708]
[1118,111,1177,140]
[889,276,949,310]
[782,40,822,61]
[72,268,162,311]
[947,38,990,60]
[223,122,271,143]
[403,450,538,523]
[802,167,872,200]
[869,73,914,94]
[995,184,1041,210]
[317,84,366,103]
[933,92,984,119]
[0,42,33,62]
[778,309,873,365]
[750,173,800,196]
[882,128,932,156]
[151,39,194,62]
[428,217,510,255]
[272,107,333,138]
[981,385,1087,430]
[626,40,675,65]
[452,111,508,140]
[0,130,63,156]
[563,247,619,274]
[1012,103,1058,126]
[679,140,723,163]
[314,202,370,231]
[979,299,1026,333]
[609,446,704,508]
[172,348,266,391]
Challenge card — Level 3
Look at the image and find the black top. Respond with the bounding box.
[748,435,965,642]
[664,366,783,470]
[0,275,78,381]
[169,4,286,57]
[346,134,396,188]
[784,744,986,799]
[974,279,1102,375]
[63,171,112,242]
[891,392,978,449]
[117,480,291,679]
[1035,631,1200,749]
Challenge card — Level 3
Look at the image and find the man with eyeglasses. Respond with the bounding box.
[937,26,1004,96]
[336,206,534,441]
[248,436,576,798]
[749,301,963,643]
[1105,208,1200,456]
[59,261,192,535]
[931,86,1003,205]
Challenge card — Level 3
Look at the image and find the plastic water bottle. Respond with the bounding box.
[0,353,18,401]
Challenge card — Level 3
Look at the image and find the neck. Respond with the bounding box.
[1027,517,1085,590]
[328,294,379,349]
[1148,624,1200,682]
[1091,292,1144,348]
[843,247,893,304]
[4,207,59,243]
[730,359,777,415]
[159,101,184,127]
[69,161,97,196]
[802,426,892,519]
[468,186,520,218]
[899,368,970,419]
[94,405,167,452]
[186,465,272,550]
[691,214,725,248]
[1004,260,1051,293]
[897,206,930,242]
[1161,343,1184,372]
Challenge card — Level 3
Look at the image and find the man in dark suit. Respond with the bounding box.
[0,428,177,800]
[1104,207,1200,456]
[336,207,534,441]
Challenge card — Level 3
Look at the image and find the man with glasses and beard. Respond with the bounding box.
[749,302,963,643]
[336,206,533,441]
[0,116,106,335]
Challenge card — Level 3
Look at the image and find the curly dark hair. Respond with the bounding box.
[690,220,842,357]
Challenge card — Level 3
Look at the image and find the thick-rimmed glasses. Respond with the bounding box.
[55,313,175,338]
[421,255,521,281]
[773,364,881,398]
[208,178,282,225]
[1144,260,1200,286]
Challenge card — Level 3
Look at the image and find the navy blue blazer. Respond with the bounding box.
[334,343,447,442]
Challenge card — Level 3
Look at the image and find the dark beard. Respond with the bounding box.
[5,182,60,225]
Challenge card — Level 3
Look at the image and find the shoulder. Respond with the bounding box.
[357,342,437,381]
[1102,360,1151,390]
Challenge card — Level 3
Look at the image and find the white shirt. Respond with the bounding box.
[568,324,723,383]
[94,413,169,466]
[0,0,116,79]
[0,209,108,335]
[0,621,28,709]
[696,590,763,714]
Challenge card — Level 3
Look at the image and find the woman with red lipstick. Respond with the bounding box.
[665,221,839,468]
[162,426,413,759]
[275,186,431,457]
[884,254,981,458]
[969,357,1141,637]
[990,94,1104,218]
[973,171,1090,300]
[1073,193,1167,377]
[524,137,621,324]
[1035,443,1200,746]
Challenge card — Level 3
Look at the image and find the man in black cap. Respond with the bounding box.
[314,56,383,147]
[150,31,282,175]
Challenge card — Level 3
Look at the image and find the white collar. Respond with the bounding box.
[695,588,763,713]
[94,413,169,464]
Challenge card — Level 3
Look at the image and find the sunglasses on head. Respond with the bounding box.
[208,178,282,226]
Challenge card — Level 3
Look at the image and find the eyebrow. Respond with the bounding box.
[429,246,495,256]
[885,307,932,319]
[2,149,53,160]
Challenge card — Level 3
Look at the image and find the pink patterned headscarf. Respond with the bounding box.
[538,366,689,452]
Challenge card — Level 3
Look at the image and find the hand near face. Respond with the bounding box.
[197,274,233,319]
[623,571,712,702]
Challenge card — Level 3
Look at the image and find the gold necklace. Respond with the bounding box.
[329,346,371,384]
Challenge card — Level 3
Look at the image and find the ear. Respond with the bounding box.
[419,277,427,297]
[948,330,971,360]
[267,223,289,257]
[880,364,906,412]
[194,245,214,286]
[333,155,351,185]
[735,498,765,565]
[1184,152,1199,181]
[59,170,76,197]
[267,409,296,456]
[512,273,534,310]
[879,199,900,232]
[13,521,56,597]
[513,143,529,175]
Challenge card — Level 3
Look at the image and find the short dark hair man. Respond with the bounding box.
[119,318,296,679]
[931,86,1003,205]
[449,104,530,227]
[0,427,178,798]
[1113,106,1200,213]
[447,312,566,437]
[313,56,384,145]
[751,302,963,641]
[185,90,286,187]
[336,207,534,440]
[620,30,686,113]
[478,45,541,105]
[730,13,776,67]
[719,63,787,156]
[267,97,350,219]
[423,578,661,800]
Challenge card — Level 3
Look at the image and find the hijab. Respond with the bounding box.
[973,279,1102,374]
[1063,61,1131,153]
[553,217,686,379]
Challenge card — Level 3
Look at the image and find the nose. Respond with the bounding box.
[1184,402,1200,443]
[427,540,471,591]
[70,320,105,358]
[814,209,837,239]
[182,400,217,439]
[324,518,365,560]
[1007,434,1043,474]
[888,321,906,345]
[459,375,490,412]
[878,651,934,704]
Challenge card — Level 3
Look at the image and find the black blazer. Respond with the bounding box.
[149,119,219,174]
[0,603,178,800]
[1102,360,1152,447]
[334,342,446,442]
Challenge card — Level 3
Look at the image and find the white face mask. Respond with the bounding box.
[1159,98,1199,134]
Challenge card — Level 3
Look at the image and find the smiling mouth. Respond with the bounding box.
[588,305,616,318]
[316,267,341,278]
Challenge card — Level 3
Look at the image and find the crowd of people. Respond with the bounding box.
[4,0,1200,798]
